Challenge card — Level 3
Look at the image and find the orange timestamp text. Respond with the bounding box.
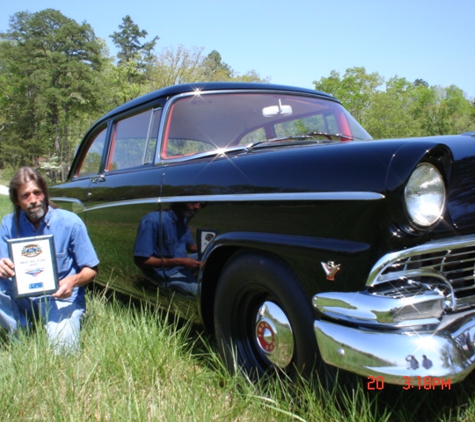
[367,375,452,390]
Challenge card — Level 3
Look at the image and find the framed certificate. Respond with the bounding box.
[7,235,58,298]
[196,229,217,260]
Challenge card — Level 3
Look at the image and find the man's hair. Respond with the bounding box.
[9,167,49,227]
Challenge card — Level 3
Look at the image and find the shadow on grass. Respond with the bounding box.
[365,374,475,421]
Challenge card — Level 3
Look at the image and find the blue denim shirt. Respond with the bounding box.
[134,209,194,278]
[0,206,99,305]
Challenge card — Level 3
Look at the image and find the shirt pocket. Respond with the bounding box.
[55,250,71,278]
[162,239,176,257]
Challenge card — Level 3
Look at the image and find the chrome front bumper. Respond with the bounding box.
[314,309,475,385]
[313,234,475,385]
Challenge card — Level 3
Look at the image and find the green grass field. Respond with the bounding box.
[1,193,475,421]
[0,194,12,217]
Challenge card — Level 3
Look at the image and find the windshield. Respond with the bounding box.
[161,92,372,159]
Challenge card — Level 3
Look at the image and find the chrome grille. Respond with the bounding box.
[367,235,475,310]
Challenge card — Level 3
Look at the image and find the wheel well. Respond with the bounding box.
[200,246,239,332]
[200,246,301,334]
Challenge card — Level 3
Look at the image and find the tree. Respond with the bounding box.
[364,77,422,138]
[414,79,429,88]
[150,46,268,89]
[200,50,268,83]
[417,85,475,136]
[110,15,158,94]
[314,68,475,138]
[151,45,205,88]
[0,9,106,178]
[111,15,158,65]
[314,67,383,124]
[202,50,233,80]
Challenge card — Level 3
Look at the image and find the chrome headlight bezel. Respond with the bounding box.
[404,163,446,229]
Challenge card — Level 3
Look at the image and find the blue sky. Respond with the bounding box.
[2,0,475,98]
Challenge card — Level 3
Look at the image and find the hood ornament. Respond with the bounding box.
[321,261,341,281]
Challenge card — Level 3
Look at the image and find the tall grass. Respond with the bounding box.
[1,291,475,421]
[1,194,475,421]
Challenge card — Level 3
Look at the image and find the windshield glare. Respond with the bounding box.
[162,92,372,159]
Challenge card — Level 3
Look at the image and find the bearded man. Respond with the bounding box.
[0,167,99,352]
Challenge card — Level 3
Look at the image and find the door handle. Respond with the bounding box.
[91,174,106,184]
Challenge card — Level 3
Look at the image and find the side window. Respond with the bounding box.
[107,108,161,171]
[77,128,107,177]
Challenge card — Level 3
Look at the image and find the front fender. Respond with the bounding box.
[198,231,372,330]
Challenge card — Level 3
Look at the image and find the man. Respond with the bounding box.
[134,202,202,296]
[0,167,99,352]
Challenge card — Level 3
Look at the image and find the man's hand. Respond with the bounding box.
[0,257,15,278]
[52,275,77,299]
[180,257,202,272]
[52,266,98,299]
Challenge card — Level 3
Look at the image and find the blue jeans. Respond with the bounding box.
[0,279,85,353]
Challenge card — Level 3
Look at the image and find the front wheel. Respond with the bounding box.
[213,251,323,381]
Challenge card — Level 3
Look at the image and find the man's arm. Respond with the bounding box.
[52,266,98,299]
[134,256,201,272]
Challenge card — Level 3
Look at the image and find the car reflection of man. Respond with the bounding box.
[133,202,202,296]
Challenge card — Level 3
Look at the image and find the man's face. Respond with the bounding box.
[15,180,46,223]
[182,202,202,219]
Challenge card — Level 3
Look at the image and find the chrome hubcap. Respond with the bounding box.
[255,301,294,368]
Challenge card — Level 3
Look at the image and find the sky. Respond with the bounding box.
[2,0,475,99]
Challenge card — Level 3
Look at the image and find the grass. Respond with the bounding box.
[2,291,475,422]
[0,192,13,217]
[1,193,475,421]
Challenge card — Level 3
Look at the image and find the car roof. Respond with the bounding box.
[97,82,338,124]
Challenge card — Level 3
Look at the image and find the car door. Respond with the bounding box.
[53,107,174,304]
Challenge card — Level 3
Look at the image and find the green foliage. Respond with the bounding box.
[0,9,107,176]
[314,67,383,124]
[1,9,473,179]
[202,50,233,80]
[110,15,158,68]
[314,67,475,139]
[110,15,159,102]
[150,45,268,89]
[0,10,269,179]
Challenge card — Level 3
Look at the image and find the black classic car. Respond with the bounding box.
[50,82,475,387]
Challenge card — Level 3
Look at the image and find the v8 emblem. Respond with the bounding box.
[321,261,341,281]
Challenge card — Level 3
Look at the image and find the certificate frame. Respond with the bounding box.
[7,235,58,298]
[196,229,217,260]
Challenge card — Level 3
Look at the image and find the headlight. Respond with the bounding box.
[404,163,446,227]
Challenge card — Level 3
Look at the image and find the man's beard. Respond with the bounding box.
[25,202,46,222]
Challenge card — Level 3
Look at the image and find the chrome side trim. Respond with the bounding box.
[159,191,384,203]
[53,191,383,213]
[61,197,160,212]
[314,308,475,385]
[50,197,86,213]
